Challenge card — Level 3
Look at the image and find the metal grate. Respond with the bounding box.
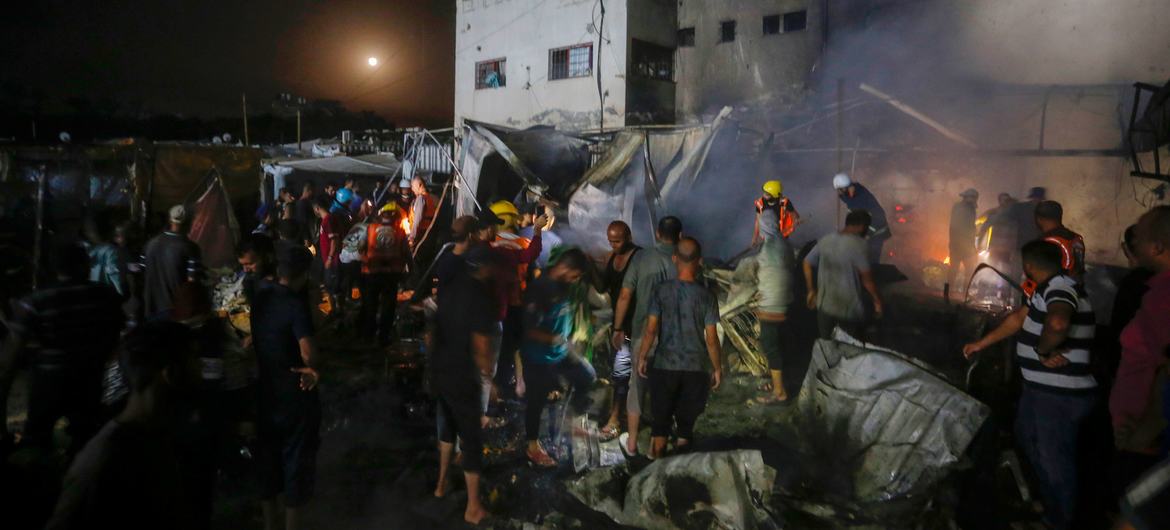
[475,58,506,89]
[549,44,593,80]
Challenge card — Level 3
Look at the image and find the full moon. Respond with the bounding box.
[367,57,378,67]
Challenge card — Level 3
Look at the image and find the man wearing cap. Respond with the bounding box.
[1013,186,1048,248]
[361,203,410,347]
[252,245,320,530]
[143,204,203,317]
[949,189,980,289]
[832,174,890,264]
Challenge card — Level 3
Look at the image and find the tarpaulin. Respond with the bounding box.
[456,126,494,217]
[272,154,399,176]
[794,333,989,503]
[148,144,262,213]
[469,121,592,202]
[185,171,240,270]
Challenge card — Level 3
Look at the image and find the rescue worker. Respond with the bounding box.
[485,200,546,400]
[948,188,979,290]
[409,175,437,251]
[833,173,890,264]
[753,179,800,244]
[1020,200,1085,297]
[361,203,410,347]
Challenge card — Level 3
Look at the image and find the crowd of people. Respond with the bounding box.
[2,167,1170,530]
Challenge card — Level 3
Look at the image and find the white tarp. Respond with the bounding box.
[273,154,400,176]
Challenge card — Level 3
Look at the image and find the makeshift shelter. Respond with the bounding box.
[266,153,402,200]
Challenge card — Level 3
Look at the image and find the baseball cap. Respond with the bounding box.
[168,204,188,223]
[477,209,504,227]
[960,188,979,198]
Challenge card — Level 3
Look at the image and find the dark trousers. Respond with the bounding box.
[338,261,361,299]
[1015,385,1095,530]
[360,272,401,345]
[258,395,321,508]
[495,306,524,398]
[649,369,710,440]
[435,380,484,473]
[817,313,865,341]
[759,319,793,372]
[523,357,596,442]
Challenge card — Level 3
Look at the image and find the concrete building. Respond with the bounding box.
[453,0,676,131]
[675,0,823,123]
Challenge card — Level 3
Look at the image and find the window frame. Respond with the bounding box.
[548,43,594,81]
[677,27,696,48]
[762,14,780,36]
[783,10,808,33]
[474,58,507,90]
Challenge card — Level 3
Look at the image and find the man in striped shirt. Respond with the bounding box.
[963,240,1096,530]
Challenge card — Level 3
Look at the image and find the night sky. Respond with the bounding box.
[0,0,455,127]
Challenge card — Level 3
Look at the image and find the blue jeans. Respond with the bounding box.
[1015,385,1096,529]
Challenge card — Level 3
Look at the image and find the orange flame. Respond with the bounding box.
[943,256,951,265]
[400,216,412,234]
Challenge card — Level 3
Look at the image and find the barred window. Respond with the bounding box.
[631,39,674,82]
[475,58,506,89]
[549,43,593,80]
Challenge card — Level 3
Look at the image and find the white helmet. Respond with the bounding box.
[832,173,852,190]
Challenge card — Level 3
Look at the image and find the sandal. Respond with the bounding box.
[599,422,621,442]
[754,393,789,405]
[526,446,557,468]
[619,432,638,458]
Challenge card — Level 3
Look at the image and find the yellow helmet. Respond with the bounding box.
[489,200,519,218]
[378,202,398,214]
[762,180,783,198]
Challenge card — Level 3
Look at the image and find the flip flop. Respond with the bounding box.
[619,432,638,458]
[526,447,557,468]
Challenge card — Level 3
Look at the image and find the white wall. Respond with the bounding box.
[454,0,629,131]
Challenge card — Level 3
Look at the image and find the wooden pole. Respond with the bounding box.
[242,93,250,146]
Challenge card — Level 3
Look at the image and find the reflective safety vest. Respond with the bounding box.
[363,219,408,274]
[495,232,532,306]
[411,193,438,235]
[1021,228,1085,297]
[755,196,799,238]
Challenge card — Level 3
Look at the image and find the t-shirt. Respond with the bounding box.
[805,232,871,321]
[648,280,720,372]
[756,236,794,314]
[520,277,574,365]
[143,232,202,317]
[251,280,317,421]
[622,241,676,339]
[10,280,125,373]
[45,420,193,530]
[432,273,497,389]
[840,183,889,231]
[1017,275,1096,393]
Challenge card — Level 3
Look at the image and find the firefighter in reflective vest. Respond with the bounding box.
[1022,200,1085,296]
[753,179,800,245]
[361,203,410,346]
[486,200,546,399]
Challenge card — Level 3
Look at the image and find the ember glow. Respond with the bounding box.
[400,216,411,234]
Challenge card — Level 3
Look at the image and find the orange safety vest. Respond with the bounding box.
[363,219,408,274]
[1021,229,1085,297]
[411,194,438,234]
[495,232,531,306]
[755,196,799,238]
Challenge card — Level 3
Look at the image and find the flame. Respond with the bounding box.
[943,256,951,265]
[400,216,412,234]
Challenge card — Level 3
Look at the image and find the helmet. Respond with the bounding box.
[335,187,354,204]
[489,200,519,218]
[762,180,783,198]
[379,202,398,215]
[832,173,852,190]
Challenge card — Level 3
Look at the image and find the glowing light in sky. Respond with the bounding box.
[367,57,379,67]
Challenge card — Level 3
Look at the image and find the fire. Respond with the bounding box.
[943,256,951,265]
[400,216,412,234]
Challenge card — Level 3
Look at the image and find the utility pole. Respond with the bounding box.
[242,93,250,146]
[297,109,302,151]
[597,0,605,133]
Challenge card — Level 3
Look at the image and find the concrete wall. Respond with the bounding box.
[454,0,628,131]
[676,0,822,123]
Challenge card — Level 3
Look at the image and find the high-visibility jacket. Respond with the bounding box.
[494,232,532,307]
[1021,227,1086,297]
[755,196,799,238]
[363,218,409,274]
[411,193,438,238]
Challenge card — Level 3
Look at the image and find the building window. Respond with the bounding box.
[549,43,593,80]
[678,27,695,47]
[783,10,807,32]
[719,20,736,43]
[631,39,674,81]
[762,15,780,35]
[475,58,506,89]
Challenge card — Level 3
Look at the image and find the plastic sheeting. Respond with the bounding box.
[567,450,778,530]
[272,154,399,176]
[795,333,989,503]
[185,172,241,270]
[148,144,262,214]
